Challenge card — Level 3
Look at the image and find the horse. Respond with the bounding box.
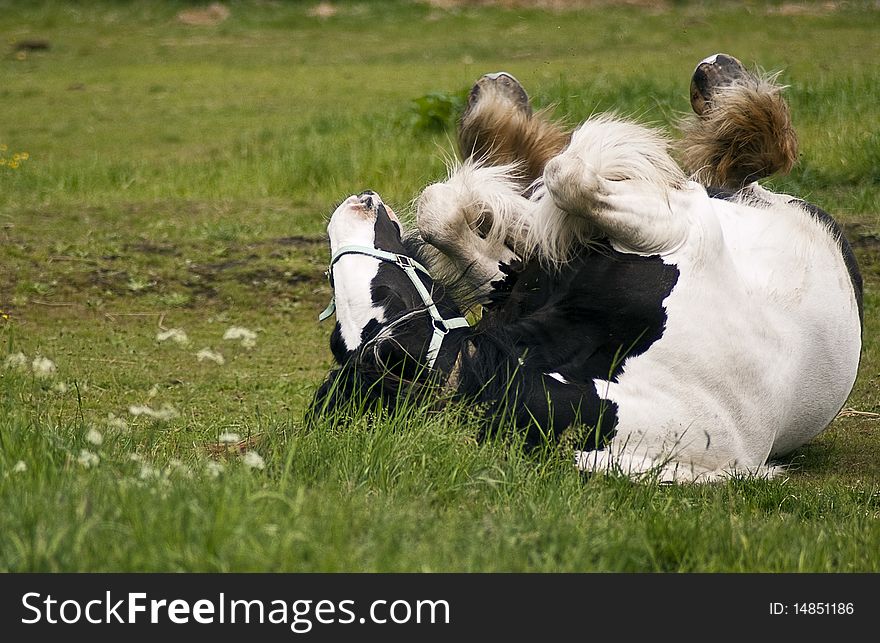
[312,54,863,482]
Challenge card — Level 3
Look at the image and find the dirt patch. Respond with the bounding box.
[767,2,853,16]
[6,232,328,310]
[183,239,326,301]
[422,0,858,12]
[188,259,248,277]
[11,39,51,52]
[88,267,132,294]
[842,221,880,287]
[234,267,315,287]
[188,259,320,289]
[177,3,230,27]
[843,222,880,250]
[246,235,326,252]
[273,235,326,248]
[424,0,671,10]
[180,278,219,300]
[125,241,180,256]
[307,2,339,18]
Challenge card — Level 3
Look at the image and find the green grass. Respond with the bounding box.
[1,0,879,572]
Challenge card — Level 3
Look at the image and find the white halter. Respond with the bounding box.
[319,245,470,369]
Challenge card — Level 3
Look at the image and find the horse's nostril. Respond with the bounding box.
[358,190,379,210]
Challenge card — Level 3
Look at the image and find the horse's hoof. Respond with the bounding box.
[690,53,749,116]
[465,72,532,119]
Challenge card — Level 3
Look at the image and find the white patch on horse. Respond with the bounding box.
[698,53,719,67]
[574,448,783,483]
[545,371,569,384]
[589,183,861,480]
[327,196,389,351]
[331,255,386,351]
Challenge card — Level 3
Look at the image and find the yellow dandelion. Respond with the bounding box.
[0,144,7,151]
[21,152,29,160]
[9,161,19,169]
[0,159,6,166]
[12,154,20,161]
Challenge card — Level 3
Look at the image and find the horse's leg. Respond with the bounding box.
[678,53,798,190]
[540,116,693,256]
[414,73,541,297]
[416,163,529,301]
[420,72,569,283]
[459,72,570,187]
[544,166,697,256]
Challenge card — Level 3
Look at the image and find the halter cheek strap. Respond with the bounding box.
[318,244,470,369]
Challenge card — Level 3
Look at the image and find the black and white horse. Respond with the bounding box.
[313,55,863,482]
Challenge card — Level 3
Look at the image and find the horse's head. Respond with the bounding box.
[320,191,469,387]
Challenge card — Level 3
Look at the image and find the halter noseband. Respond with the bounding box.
[318,244,470,369]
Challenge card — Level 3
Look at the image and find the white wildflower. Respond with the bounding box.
[242,450,265,470]
[85,428,103,447]
[218,432,241,443]
[12,460,27,473]
[156,328,189,345]
[107,413,129,430]
[168,458,192,478]
[31,356,56,378]
[128,404,179,421]
[196,348,225,364]
[224,326,257,349]
[128,453,144,462]
[153,404,179,421]
[139,464,162,480]
[147,384,159,399]
[205,460,224,479]
[77,449,99,468]
[52,382,69,394]
[4,352,27,370]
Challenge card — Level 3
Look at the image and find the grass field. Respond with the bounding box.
[1,0,878,572]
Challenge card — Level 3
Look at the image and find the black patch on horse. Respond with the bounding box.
[456,239,679,450]
[790,198,864,326]
[315,207,679,454]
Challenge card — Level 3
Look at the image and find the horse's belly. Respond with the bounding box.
[594,221,862,471]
